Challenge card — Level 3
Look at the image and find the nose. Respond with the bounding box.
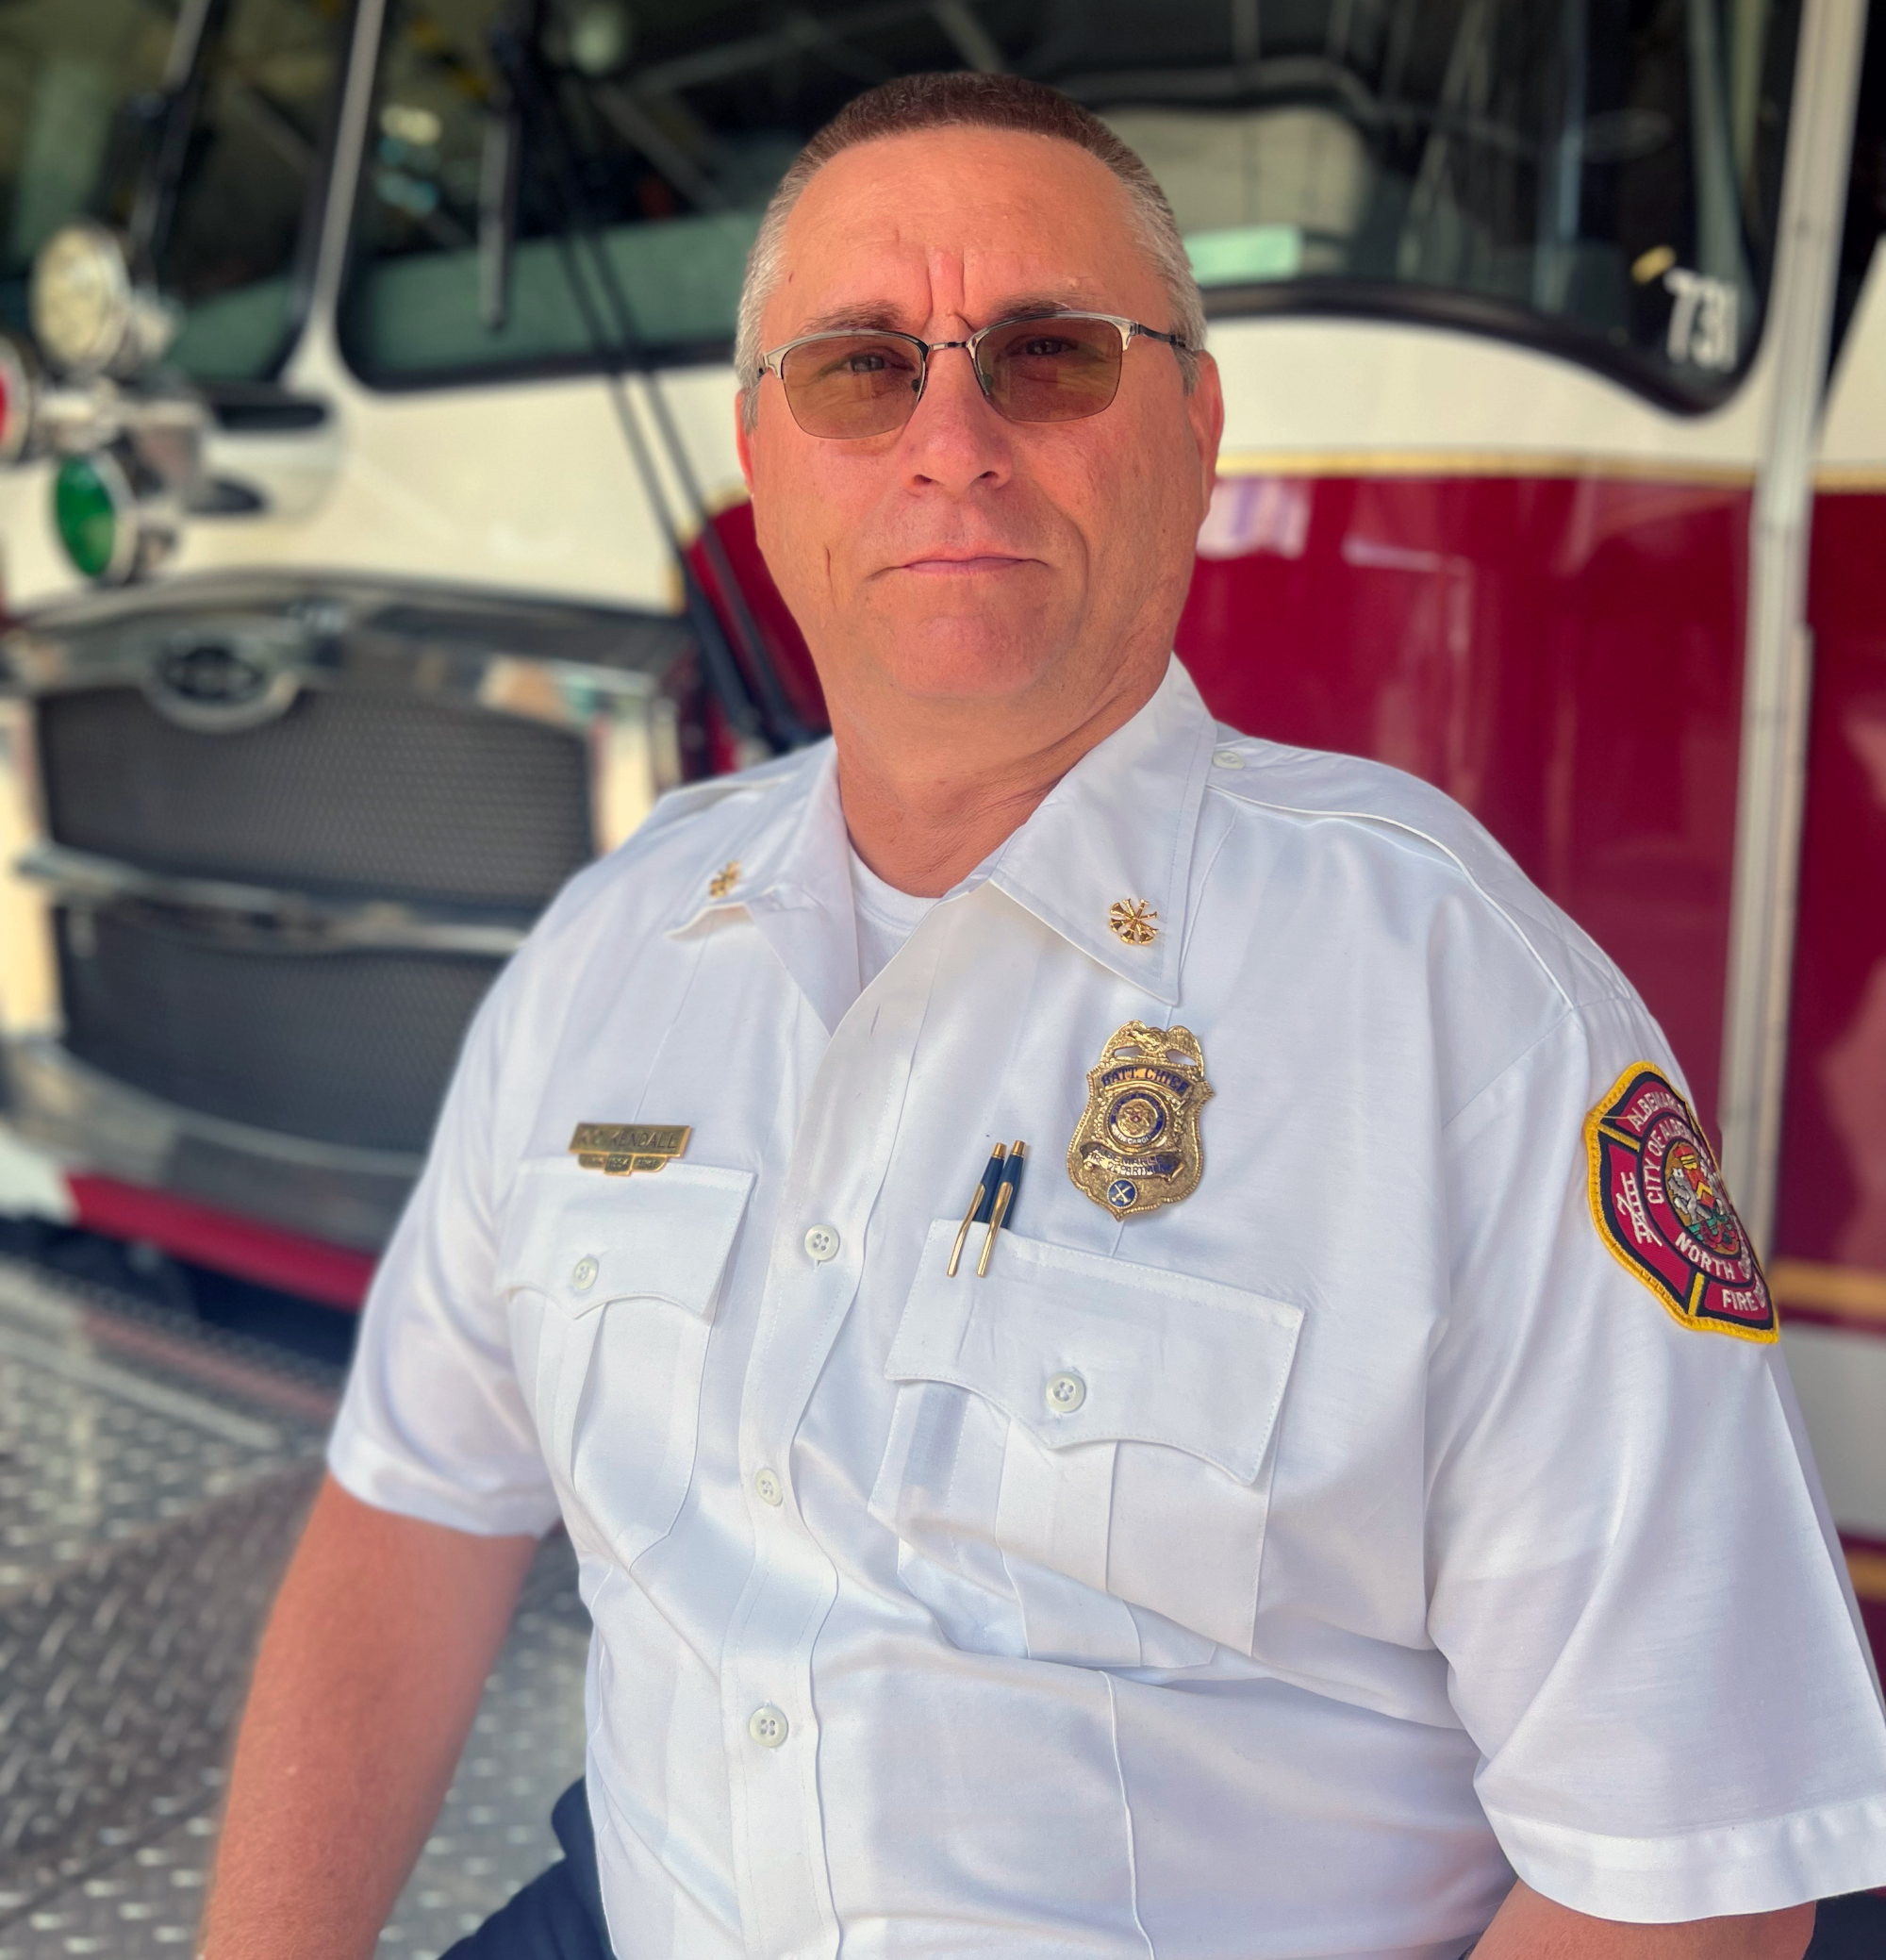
[897,341,1011,493]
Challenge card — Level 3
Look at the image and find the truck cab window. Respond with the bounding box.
[342,0,1797,410]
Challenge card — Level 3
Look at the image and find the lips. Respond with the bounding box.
[894,553,1033,574]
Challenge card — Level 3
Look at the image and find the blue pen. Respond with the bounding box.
[948,1143,1006,1277]
[976,1140,1027,1277]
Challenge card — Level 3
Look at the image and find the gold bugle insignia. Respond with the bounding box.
[569,1124,691,1174]
[1067,1022,1212,1219]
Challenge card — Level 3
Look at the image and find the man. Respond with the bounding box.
[202,74,1886,1960]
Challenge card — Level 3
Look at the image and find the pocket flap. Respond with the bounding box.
[885,1218,1304,1484]
[498,1159,755,1321]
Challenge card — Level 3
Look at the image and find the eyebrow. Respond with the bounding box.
[784,293,1104,341]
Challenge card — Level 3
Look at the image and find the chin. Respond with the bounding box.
[869,620,1060,703]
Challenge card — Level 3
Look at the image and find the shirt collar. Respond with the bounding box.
[984,657,1215,1006]
[669,656,1216,1014]
[669,744,859,1033]
[668,744,841,931]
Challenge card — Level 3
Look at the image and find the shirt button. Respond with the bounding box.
[1212,748,1246,769]
[570,1255,599,1293]
[748,1704,788,1748]
[753,1467,784,1506]
[1046,1370,1086,1415]
[803,1224,840,1263]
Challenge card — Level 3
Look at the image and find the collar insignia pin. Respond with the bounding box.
[570,1123,691,1175]
[708,861,740,899]
[1067,1022,1212,1218]
[1108,899,1158,946]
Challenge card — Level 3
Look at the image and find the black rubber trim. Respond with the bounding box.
[191,476,268,514]
[201,384,331,432]
[338,330,741,395]
[1199,278,1750,418]
[340,280,1754,417]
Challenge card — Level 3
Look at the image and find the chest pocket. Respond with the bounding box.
[498,1158,753,1566]
[870,1218,1303,1668]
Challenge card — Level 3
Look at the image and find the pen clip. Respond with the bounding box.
[975,1140,1027,1277]
[948,1143,1005,1278]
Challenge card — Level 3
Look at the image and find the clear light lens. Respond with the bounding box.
[54,454,131,581]
[29,223,132,376]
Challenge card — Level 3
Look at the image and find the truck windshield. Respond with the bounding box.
[156,0,347,380]
[342,0,1798,410]
[0,0,343,383]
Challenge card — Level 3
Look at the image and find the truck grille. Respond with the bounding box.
[6,574,691,1232]
[56,907,500,1155]
[38,685,592,907]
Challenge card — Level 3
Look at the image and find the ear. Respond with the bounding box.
[735,391,756,495]
[1187,351,1225,517]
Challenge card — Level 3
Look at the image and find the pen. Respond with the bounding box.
[975,1140,1027,1276]
[948,1143,1006,1277]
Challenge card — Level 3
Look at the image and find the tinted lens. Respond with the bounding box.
[977,316,1125,423]
[778,333,924,438]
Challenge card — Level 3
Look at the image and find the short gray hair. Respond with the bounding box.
[735,73,1206,430]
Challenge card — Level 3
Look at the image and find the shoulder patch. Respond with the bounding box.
[1584,1063,1776,1342]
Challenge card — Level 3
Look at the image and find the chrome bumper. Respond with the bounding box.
[5,1028,422,1253]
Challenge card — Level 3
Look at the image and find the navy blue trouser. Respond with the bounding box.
[439,1781,614,1960]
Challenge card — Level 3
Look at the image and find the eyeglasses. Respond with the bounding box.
[755,311,1189,440]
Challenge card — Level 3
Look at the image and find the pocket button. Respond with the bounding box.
[1045,1370,1086,1415]
[570,1255,599,1293]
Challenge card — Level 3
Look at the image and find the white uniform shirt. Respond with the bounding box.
[332,659,1886,1960]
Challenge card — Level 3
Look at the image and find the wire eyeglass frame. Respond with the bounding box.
[754,310,1191,439]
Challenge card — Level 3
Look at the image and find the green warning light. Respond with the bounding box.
[54,452,134,582]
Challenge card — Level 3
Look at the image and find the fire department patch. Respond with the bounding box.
[1584,1063,1776,1342]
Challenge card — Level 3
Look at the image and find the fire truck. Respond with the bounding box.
[2,0,1884,1647]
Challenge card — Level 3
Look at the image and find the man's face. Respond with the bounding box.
[737,126,1223,737]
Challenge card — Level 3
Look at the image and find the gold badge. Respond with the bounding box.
[1108,899,1158,945]
[1067,1022,1212,1218]
[569,1123,691,1175]
[709,861,740,898]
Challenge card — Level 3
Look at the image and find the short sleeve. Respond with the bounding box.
[327,961,559,1537]
[1427,994,1886,1921]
